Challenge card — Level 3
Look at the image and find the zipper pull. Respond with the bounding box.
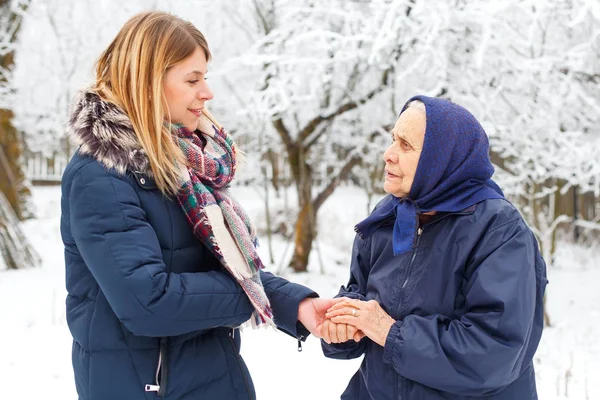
[230,328,236,339]
[297,335,304,352]
[417,227,423,236]
[145,384,160,392]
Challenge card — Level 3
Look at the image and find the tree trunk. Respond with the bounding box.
[289,175,315,273]
[0,112,31,220]
[1,0,31,221]
[265,149,280,195]
[287,147,363,272]
[0,0,38,270]
[0,190,40,270]
[288,144,314,272]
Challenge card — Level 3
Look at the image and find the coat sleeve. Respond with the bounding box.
[321,235,370,359]
[382,218,538,396]
[260,270,318,339]
[68,162,255,337]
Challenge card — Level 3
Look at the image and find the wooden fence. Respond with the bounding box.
[23,151,599,228]
[25,152,69,185]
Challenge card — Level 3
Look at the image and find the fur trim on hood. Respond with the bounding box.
[67,91,152,176]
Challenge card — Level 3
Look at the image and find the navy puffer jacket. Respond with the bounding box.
[322,196,547,399]
[61,92,316,400]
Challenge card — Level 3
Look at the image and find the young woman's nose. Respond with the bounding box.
[197,81,214,101]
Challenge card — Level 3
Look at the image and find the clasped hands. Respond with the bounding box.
[298,297,396,348]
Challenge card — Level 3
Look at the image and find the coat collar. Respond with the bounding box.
[67,91,152,176]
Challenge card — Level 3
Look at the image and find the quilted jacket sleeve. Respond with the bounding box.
[260,270,318,339]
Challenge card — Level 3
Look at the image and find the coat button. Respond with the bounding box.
[140,178,146,184]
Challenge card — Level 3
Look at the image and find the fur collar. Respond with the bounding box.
[67,91,152,176]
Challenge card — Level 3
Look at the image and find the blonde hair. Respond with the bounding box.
[92,11,211,195]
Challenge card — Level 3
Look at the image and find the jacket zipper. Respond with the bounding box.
[145,338,168,398]
[228,328,255,400]
[297,335,304,352]
[401,227,423,291]
[396,227,422,400]
[144,350,162,393]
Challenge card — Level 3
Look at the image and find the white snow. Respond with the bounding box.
[0,185,598,399]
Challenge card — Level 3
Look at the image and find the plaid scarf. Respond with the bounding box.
[172,119,273,327]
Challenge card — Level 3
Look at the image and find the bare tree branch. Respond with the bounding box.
[272,117,294,150]
[299,80,387,149]
[313,153,361,211]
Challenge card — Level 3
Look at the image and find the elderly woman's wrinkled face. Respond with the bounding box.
[383,107,426,198]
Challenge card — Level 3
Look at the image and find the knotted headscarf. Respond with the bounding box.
[355,95,504,255]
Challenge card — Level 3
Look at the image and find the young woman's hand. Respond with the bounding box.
[319,318,365,344]
[298,297,346,339]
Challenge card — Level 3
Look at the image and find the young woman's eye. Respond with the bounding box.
[188,80,199,85]
[203,76,208,81]
[391,134,396,143]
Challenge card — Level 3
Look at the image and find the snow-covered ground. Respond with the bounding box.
[0,185,598,399]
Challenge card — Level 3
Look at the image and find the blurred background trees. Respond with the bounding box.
[2,0,599,273]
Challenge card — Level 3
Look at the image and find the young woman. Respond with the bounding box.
[61,11,334,400]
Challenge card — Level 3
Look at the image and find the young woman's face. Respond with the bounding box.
[382,107,426,198]
[163,47,213,131]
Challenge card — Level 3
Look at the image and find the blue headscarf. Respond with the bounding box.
[355,95,504,255]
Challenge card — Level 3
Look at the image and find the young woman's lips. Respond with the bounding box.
[188,108,203,117]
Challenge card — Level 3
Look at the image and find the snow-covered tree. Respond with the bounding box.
[224,0,456,272]
[441,0,600,266]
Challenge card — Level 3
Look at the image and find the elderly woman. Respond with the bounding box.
[321,96,547,400]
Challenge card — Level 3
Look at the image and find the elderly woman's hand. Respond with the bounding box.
[325,299,395,347]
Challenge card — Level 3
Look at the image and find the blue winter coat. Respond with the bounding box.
[322,196,547,399]
[61,92,316,400]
